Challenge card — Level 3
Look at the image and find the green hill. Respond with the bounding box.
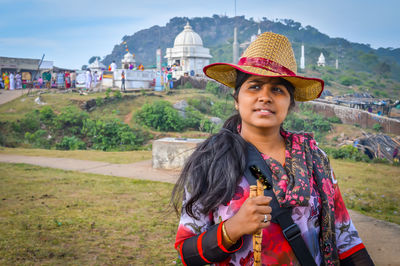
[101,15,400,82]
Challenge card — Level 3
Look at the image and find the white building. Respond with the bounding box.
[165,22,212,78]
[88,58,106,74]
[121,52,136,69]
[317,52,326,67]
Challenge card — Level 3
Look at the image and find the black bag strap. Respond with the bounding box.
[244,142,317,266]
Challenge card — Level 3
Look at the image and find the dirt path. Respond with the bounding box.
[0,89,26,105]
[0,154,399,265]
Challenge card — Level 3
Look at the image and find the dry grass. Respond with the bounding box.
[331,158,400,224]
[0,148,152,164]
[0,162,181,265]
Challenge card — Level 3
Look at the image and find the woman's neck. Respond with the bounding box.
[240,124,285,158]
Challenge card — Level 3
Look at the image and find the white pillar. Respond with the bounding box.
[233,27,239,64]
[300,44,305,70]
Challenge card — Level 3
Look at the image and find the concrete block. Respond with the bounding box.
[152,137,205,169]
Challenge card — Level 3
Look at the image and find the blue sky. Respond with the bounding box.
[1,0,399,69]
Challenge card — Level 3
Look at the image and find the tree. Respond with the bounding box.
[375,62,391,77]
[88,56,101,64]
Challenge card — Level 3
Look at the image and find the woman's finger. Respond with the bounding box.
[254,205,272,215]
[252,196,272,206]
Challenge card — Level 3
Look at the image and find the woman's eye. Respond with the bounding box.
[272,87,284,93]
[249,85,260,90]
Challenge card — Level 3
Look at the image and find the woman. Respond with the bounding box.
[16,72,22,89]
[171,32,373,266]
[65,71,71,89]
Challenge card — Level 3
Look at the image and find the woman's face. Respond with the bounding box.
[236,75,291,131]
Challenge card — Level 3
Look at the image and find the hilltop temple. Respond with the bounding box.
[165,22,212,78]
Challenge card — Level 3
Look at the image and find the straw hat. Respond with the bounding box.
[203,32,324,101]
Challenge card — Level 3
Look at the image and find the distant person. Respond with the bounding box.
[0,74,3,89]
[167,72,173,89]
[85,69,92,90]
[129,63,134,70]
[56,72,64,88]
[393,147,399,163]
[70,71,76,88]
[4,72,9,90]
[42,71,51,88]
[15,73,22,89]
[110,61,117,72]
[121,70,126,92]
[92,71,98,88]
[65,71,71,89]
[38,76,43,88]
[9,72,15,90]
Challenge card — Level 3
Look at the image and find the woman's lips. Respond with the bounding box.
[254,108,275,115]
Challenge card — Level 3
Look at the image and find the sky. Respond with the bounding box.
[1,0,399,69]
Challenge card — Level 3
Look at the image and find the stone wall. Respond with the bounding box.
[0,56,40,70]
[152,138,204,169]
[306,101,400,135]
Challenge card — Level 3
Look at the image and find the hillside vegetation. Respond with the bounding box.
[0,87,395,163]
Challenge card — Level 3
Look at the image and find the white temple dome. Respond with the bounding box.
[89,58,106,69]
[173,22,203,47]
[122,52,135,62]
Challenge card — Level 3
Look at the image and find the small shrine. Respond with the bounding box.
[121,52,136,69]
[317,52,326,67]
[88,58,106,73]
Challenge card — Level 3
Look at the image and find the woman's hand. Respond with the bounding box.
[224,196,272,243]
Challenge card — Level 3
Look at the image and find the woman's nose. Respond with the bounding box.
[257,87,272,103]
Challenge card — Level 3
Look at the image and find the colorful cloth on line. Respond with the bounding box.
[175,131,364,266]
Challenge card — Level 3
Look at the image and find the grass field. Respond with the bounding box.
[0,151,399,264]
[0,147,153,164]
[331,159,400,224]
[1,147,399,225]
[0,163,181,265]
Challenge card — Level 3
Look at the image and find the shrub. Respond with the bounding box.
[56,106,89,135]
[83,118,148,151]
[39,106,56,126]
[308,116,331,132]
[25,129,51,149]
[56,136,86,150]
[211,101,235,120]
[188,97,213,114]
[206,81,220,95]
[373,123,383,132]
[183,81,193,89]
[135,100,185,131]
[330,145,370,162]
[199,118,220,134]
[327,116,342,124]
[17,110,41,133]
[283,113,305,132]
[96,97,104,106]
[184,106,204,129]
[339,76,362,86]
[105,88,112,98]
[113,90,122,99]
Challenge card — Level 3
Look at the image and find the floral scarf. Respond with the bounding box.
[261,130,339,266]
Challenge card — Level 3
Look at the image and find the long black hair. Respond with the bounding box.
[171,71,295,219]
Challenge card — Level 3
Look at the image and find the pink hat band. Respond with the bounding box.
[238,57,296,76]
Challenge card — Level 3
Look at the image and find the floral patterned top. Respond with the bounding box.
[175,131,366,266]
